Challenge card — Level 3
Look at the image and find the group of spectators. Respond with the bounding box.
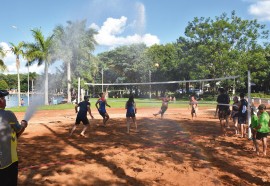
[216,88,270,156]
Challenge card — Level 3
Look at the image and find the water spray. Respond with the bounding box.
[23,94,43,121]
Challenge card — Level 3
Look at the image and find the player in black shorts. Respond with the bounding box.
[69,95,94,137]
[215,88,231,136]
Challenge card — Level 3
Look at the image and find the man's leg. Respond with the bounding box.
[70,124,77,136]
[81,124,89,137]
[241,123,246,138]
[126,117,130,133]
[226,116,230,128]
[262,137,267,156]
[254,139,260,155]
[103,113,110,125]
[132,117,138,132]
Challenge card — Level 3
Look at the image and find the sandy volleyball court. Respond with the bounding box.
[14,107,270,186]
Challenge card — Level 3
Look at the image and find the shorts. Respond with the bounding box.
[256,132,268,140]
[191,107,197,114]
[99,110,106,118]
[251,129,257,140]
[232,117,238,123]
[126,112,136,118]
[218,109,230,120]
[0,161,18,186]
[75,116,90,125]
[161,107,168,114]
[238,116,247,125]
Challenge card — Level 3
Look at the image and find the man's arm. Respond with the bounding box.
[75,104,79,113]
[8,111,27,138]
[16,120,28,138]
[215,105,219,117]
[134,102,137,114]
[95,101,99,110]
[87,106,94,119]
[105,100,111,107]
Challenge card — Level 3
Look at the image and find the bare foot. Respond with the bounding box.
[80,133,88,138]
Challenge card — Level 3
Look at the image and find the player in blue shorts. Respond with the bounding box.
[125,95,137,133]
[95,92,111,127]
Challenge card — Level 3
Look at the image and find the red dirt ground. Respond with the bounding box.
[14,106,270,186]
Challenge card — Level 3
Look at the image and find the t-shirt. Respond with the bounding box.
[231,102,239,118]
[217,93,230,111]
[96,98,106,113]
[126,101,136,114]
[239,99,248,117]
[77,101,90,118]
[0,109,23,169]
[251,115,258,128]
[258,112,270,133]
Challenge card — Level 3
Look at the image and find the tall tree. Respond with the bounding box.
[24,28,54,105]
[145,43,178,93]
[53,20,97,102]
[0,46,7,71]
[98,44,148,95]
[10,42,25,106]
[179,11,270,91]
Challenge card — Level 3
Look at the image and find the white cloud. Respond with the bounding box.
[89,23,100,31]
[93,16,159,48]
[248,1,270,21]
[0,42,46,75]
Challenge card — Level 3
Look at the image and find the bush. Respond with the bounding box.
[251,93,270,98]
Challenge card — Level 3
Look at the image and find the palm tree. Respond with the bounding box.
[53,20,97,103]
[24,28,54,105]
[10,42,25,106]
[0,46,7,71]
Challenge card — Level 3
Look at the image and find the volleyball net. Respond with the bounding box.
[85,75,240,86]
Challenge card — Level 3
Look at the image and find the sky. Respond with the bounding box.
[1,0,270,75]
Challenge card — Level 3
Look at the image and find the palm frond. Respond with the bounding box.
[0,59,7,71]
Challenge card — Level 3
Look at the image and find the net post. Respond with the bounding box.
[248,71,252,139]
[78,77,80,103]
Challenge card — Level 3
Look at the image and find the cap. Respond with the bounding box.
[0,90,9,97]
[258,104,266,110]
